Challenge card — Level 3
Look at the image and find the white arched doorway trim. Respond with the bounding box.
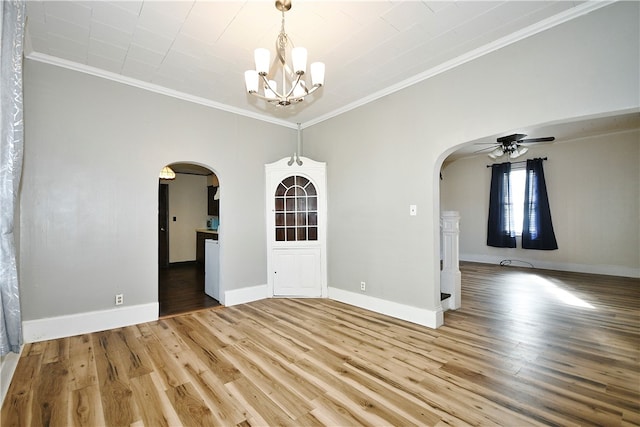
[265,156,327,298]
[156,161,225,309]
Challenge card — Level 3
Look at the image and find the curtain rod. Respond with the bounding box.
[486,157,547,168]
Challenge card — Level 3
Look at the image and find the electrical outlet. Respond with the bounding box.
[360,281,366,291]
[115,294,124,305]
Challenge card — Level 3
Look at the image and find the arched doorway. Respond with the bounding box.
[437,151,464,317]
[158,162,221,317]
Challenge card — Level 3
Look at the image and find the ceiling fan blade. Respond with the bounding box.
[497,133,527,144]
[519,136,555,144]
[472,145,498,154]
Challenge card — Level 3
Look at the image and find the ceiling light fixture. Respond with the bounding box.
[484,133,554,160]
[510,145,528,159]
[488,147,504,160]
[488,143,528,159]
[244,0,325,107]
[159,166,176,180]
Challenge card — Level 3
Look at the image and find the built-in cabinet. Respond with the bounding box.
[265,157,327,298]
[208,186,219,216]
[196,229,218,265]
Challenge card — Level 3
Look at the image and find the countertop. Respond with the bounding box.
[196,228,219,234]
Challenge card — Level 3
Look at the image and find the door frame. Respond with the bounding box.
[265,156,327,298]
[158,183,169,268]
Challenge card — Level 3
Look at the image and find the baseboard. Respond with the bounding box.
[222,285,444,328]
[328,287,443,329]
[441,297,453,311]
[22,303,159,343]
[1,348,23,407]
[223,284,267,306]
[461,254,640,278]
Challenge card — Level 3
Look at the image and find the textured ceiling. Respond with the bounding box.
[25,1,609,128]
[24,1,637,159]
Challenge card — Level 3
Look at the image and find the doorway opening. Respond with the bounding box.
[438,152,463,318]
[158,162,221,317]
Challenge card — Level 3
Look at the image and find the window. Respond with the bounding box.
[487,158,558,250]
[509,166,526,236]
[487,162,519,248]
[274,175,318,241]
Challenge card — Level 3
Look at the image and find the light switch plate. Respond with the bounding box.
[409,205,417,216]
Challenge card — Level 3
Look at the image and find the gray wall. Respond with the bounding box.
[302,2,639,312]
[18,2,639,324]
[21,61,294,320]
[441,130,640,277]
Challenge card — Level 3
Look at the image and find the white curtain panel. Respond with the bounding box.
[0,0,25,356]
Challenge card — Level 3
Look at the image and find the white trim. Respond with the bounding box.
[265,157,328,299]
[300,1,614,129]
[223,284,267,307]
[461,254,640,279]
[24,52,298,130]
[1,348,23,407]
[441,297,453,312]
[329,287,444,329]
[25,2,610,131]
[22,303,158,343]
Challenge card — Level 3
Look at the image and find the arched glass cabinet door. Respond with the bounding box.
[265,156,327,298]
[274,175,318,242]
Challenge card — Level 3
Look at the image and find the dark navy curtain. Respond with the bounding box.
[522,158,558,250]
[487,162,516,248]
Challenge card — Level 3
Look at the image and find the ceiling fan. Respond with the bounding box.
[476,133,555,159]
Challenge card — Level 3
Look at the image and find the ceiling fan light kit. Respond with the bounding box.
[488,147,504,159]
[480,133,554,160]
[510,146,528,159]
[244,0,325,107]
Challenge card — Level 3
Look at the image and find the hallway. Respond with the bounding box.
[158,263,220,317]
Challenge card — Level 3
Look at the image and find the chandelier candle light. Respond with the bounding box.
[244,0,325,106]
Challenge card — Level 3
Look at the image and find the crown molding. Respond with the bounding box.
[300,1,615,129]
[24,52,298,129]
[25,1,613,131]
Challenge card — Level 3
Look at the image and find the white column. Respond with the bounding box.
[440,211,461,310]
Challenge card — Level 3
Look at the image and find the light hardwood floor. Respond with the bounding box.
[2,262,639,426]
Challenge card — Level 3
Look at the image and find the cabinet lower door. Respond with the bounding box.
[273,248,321,297]
[204,240,219,300]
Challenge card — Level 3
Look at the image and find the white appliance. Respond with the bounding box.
[204,239,220,301]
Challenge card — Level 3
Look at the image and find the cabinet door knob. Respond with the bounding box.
[160,228,165,232]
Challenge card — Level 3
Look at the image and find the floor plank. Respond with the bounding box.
[159,263,220,317]
[3,262,639,426]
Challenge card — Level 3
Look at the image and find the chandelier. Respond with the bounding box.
[244,0,325,107]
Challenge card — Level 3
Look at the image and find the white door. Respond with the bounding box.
[266,157,327,298]
[273,248,321,296]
